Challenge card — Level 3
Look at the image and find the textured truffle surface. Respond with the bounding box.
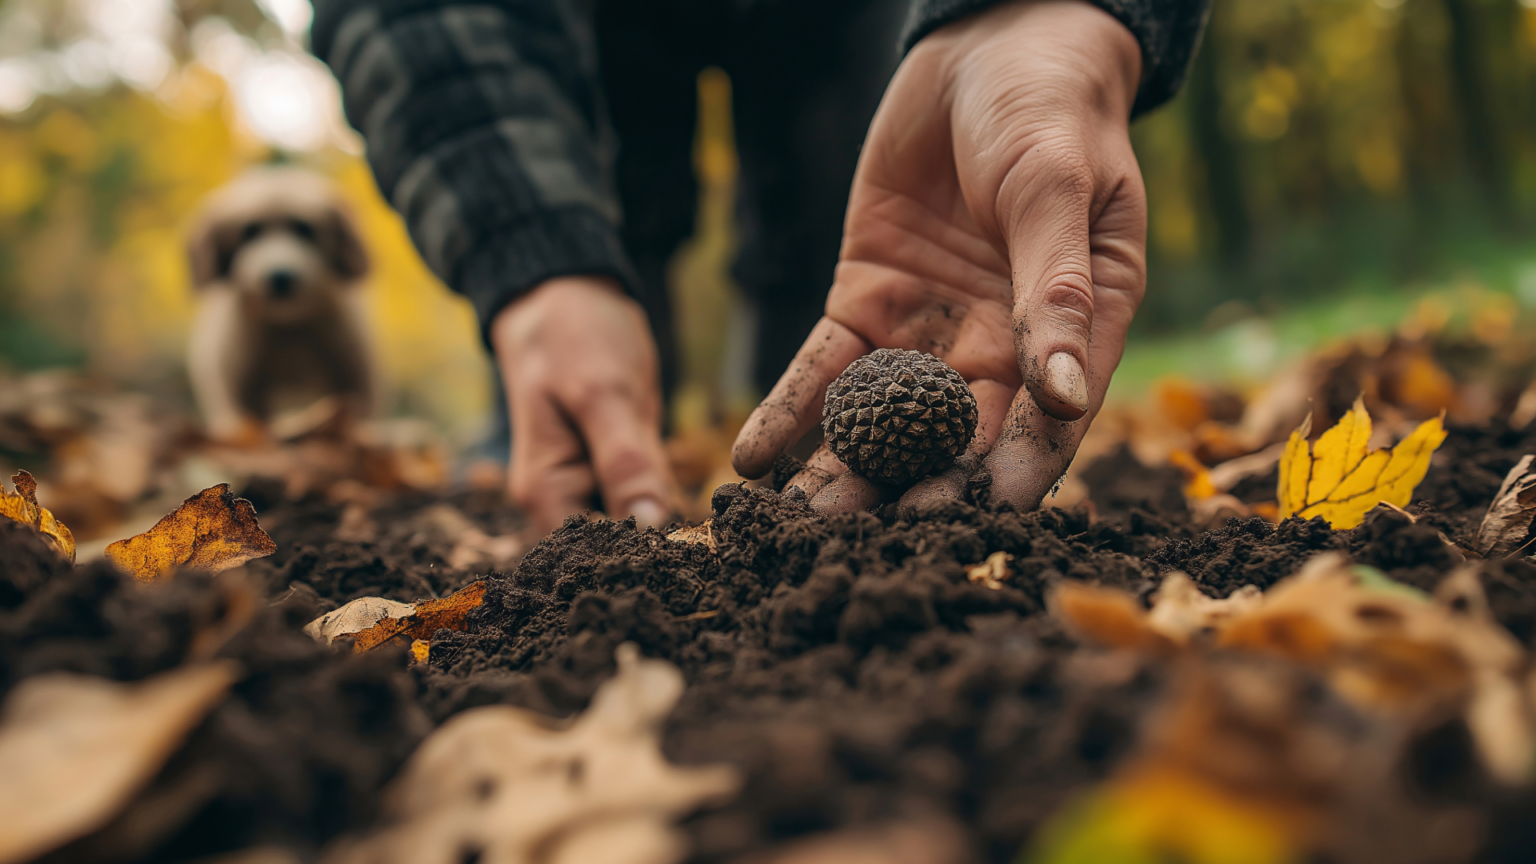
[822,349,979,485]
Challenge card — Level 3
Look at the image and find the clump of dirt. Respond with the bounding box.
[0,520,427,863]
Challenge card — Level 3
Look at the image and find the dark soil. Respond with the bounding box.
[4,420,1536,863]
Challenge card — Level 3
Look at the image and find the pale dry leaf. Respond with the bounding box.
[326,643,741,864]
[0,663,239,864]
[0,470,76,562]
[351,581,486,653]
[104,484,276,582]
[1146,573,1263,643]
[305,597,418,645]
[1474,455,1536,558]
[966,552,1013,591]
[667,520,716,553]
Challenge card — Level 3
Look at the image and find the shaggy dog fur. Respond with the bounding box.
[186,167,376,441]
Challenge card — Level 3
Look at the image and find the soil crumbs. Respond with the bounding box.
[4,422,1536,863]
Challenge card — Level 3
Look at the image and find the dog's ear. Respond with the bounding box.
[187,215,236,289]
[321,204,370,281]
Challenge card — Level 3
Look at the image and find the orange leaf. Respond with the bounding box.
[1276,397,1446,529]
[352,581,487,653]
[0,470,76,562]
[104,485,276,582]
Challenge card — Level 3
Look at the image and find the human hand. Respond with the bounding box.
[491,276,675,535]
[731,0,1146,513]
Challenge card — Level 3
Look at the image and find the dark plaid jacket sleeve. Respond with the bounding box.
[311,0,637,342]
[904,0,1211,117]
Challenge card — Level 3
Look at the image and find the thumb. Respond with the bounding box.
[1008,164,1096,422]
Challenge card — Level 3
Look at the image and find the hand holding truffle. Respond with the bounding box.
[731,0,1146,513]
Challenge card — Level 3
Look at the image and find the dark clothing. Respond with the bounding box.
[312,0,1209,394]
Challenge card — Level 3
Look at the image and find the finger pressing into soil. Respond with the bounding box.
[809,472,888,514]
[785,444,846,499]
[982,385,1091,510]
[732,318,871,479]
[897,378,1013,516]
[508,385,599,535]
[570,390,674,530]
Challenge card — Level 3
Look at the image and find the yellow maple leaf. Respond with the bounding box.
[105,485,276,582]
[0,470,76,562]
[1276,398,1446,529]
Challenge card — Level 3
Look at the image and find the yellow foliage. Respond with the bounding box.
[104,484,275,582]
[1276,397,1445,529]
[1026,764,1297,864]
[0,470,76,562]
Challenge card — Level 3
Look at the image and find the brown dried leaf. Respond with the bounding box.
[326,644,740,864]
[1474,454,1536,558]
[351,581,486,653]
[104,485,275,582]
[1050,583,1177,655]
[0,664,238,864]
[966,551,1013,591]
[0,470,75,562]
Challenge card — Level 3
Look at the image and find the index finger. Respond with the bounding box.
[731,317,871,479]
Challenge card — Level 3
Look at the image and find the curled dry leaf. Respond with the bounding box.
[104,484,276,582]
[0,470,75,562]
[1277,397,1446,529]
[966,551,1014,591]
[1168,450,1217,500]
[1056,553,1534,786]
[326,643,741,864]
[666,519,716,553]
[1474,454,1536,558]
[1052,574,1260,651]
[351,581,486,653]
[305,597,419,645]
[0,663,239,864]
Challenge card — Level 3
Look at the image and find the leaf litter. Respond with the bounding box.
[8,313,1536,863]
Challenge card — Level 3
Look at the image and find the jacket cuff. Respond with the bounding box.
[455,207,642,346]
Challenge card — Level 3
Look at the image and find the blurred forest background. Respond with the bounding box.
[0,0,1534,446]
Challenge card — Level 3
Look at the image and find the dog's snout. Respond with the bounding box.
[268,270,297,298]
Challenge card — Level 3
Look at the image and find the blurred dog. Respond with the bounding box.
[187,167,376,442]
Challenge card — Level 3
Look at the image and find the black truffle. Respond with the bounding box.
[822,349,978,485]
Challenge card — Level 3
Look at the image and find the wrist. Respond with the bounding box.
[919,0,1142,119]
[491,274,627,353]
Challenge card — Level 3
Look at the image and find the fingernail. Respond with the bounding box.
[629,498,667,530]
[1045,352,1089,414]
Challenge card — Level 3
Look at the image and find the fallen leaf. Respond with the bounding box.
[1026,762,1297,864]
[1146,574,1263,643]
[351,581,487,653]
[104,484,276,582]
[966,551,1014,591]
[1474,455,1536,558]
[1169,450,1218,500]
[666,519,716,553]
[1050,582,1177,655]
[326,643,740,864]
[0,663,238,864]
[304,597,418,645]
[1276,397,1446,529]
[0,470,75,562]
